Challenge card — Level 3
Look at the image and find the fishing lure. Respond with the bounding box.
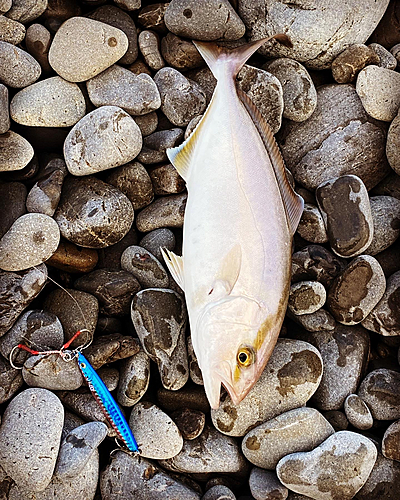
[10,329,139,454]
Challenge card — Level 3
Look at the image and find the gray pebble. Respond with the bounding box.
[114,0,141,11]
[369,42,397,69]
[332,44,380,83]
[138,30,165,71]
[262,58,316,122]
[154,67,206,126]
[326,255,386,325]
[25,23,52,74]
[291,245,345,287]
[288,308,336,333]
[203,485,236,500]
[276,431,377,500]
[323,410,349,431]
[344,394,373,430]
[48,17,128,82]
[187,335,203,384]
[0,130,34,172]
[357,449,400,500]
[137,128,184,164]
[0,41,41,88]
[84,333,140,370]
[136,192,187,232]
[249,468,288,500]
[0,388,64,492]
[117,349,150,406]
[358,368,400,420]
[0,181,26,238]
[97,366,119,391]
[161,32,203,70]
[55,176,134,248]
[5,0,47,23]
[242,407,334,470]
[382,419,400,461]
[0,15,25,44]
[131,288,189,390]
[391,43,400,62]
[186,66,216,104]
[366,196,400,255]
[22,353,83,390]
[134,111,158,136]
[212,339,323,437]
[139,228,176,262]
[171,407,205,440]
[296,203,328,244]
[64,106,142,176]
[288,281,326,316]
[121,245,169,288]
[0,82,9,133]
[387,109,400,176]
[0,356,23,404]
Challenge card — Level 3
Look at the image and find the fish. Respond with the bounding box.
[161,35,304,410]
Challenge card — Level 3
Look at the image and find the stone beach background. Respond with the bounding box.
[2,0,400,498]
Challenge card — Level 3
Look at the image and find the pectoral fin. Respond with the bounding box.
[161,248,185,291]
[211,243,242,296]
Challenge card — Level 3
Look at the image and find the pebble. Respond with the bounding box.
[332,44,380,83]
[74,269,140,317]
[241,0,390,69]
[88,5,138,65]
[136,193,187,232]
[1,153,39,181]
[0,181,26,238]
[0,213,59,271]
[316,175,373,258]
[368,42,397,69]
[0,41,41,88]
[157,385,210,413]
[5,0,47,23]
[187,335,203,384]
[134,111,158,136]
[0,15,25,45]
[48,17,128,82]
[276,431,377,500]
[87,65,160,116]
[301,325,370,411]
[343,394,373,430]
[362,270,400,336]
[138,29,165,71]
[279,84,389,191]
[171,408,205,440]
[185,114,202,139]
[129,401,183,459]
[358,368,400,420]
[114,0,141,11]
[121,245,169,288]
[137,3,169,33]
[154,67,206,126]
[54,421,107,479]
[84,333,140,370]
[0,388,64,492]
[100,451,201,500]
[137,128,184,164]
[366,196,400,255]
[10,77,86,128]
[382,419,400,461]
[288,281,326,316]
[0,82,9,133]
[159,426,247,474]
[356,65,400,121]
[249,468,288,500]
[117,349,150,406]
[0,0,10,14]
[386,109,400,175]
[212,339,323,437]
[326,255,386,325]
[161,32,203,70]
[46,241,98,274]
[323,410,349,432]
[203,485,236,500]
[0,357,23,404]
[131,288,189,390]
[0,130,34,172]
[54,176,134,248]
[139,228,176,262]
[25,23,52,74]
[289,308,337,333]
[262,58,317,122]
[242,407,334,470]
[291,245,345,287]
[357,449,400,500]
[106,161,153,210]
[186,66,216,104]
[95,226,138,269]
[296,204,328,244]
[63,106,142,176]
[0,264,47,337]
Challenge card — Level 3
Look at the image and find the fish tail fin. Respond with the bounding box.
[193,34,292,81]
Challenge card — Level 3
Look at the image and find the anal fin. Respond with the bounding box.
[161,248,185,291]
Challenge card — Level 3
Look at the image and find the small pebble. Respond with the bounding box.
[138,30,165,70]
[0,41,41,88]
[46,241,98,273]
[344,394,374,430]
[288,281,326,316]
[323,410,349,432]
[386,108,400,175]
[0,82,9,133]
[121,245,169,288]
[5,0,47,23]
[382,419,400,461]
[171,408,205,440]
[368,42,397,69]
[137,128,184,165]
[85,333,140,370]
[139,228,176,262]
[136,193,187,232]
[291,245,345,287]
[157,385,210,413]
[357,449,400,500]
[203,485,236,500]
[296,204,328,244]
[0,15,25,45]
[358,368,400,420]
[332,44,380,83]
[137,3,169,33]
[114,0,141,11]
[117,349,150,406]
[289,308,336,333]
[134,111,158,136]
[161,32,203,70]
[25,23,52,74]
[249,468,288,500]
[0,130,34,172]
[366,196,400,255]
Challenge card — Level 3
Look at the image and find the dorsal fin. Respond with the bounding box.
[238,89,304,235]
[161,248,185,291]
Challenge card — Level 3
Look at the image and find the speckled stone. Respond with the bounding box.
[0,130,34,172]
[291,245,345,287]
[54,176,134,248]
[382,420,400,461]
[356,449,400,500]
[137,128,184,164]
[5,0,47,23]
[164,0,245,41]
[117,348,150,406]
[134,111,158,136]
[289,308,336,333]
[171,408,205,440]
[362,270,400,336]
[0,357,23,404]
[87,65,160,116]
[48,17,128,82]
[106,161,154,210]
[387,109,400,175]
[1,153,39,181]
[154,67,206,126]
[0,213,60,272]
[249,468,288,500]
[64,106,142,176]
[140,29,165,72]
[25,23,52,74]
[84,333,140,370]
[263,58,316,122]
[0,83,9,133]
[0,41,41,88]
[136,193,187,232]
[137,3,169,33]
[242,407,334,470]
[46,241,98,274]
[100,451,201,500]
[326,255,386,325]
[344,394,373,430]
[332,44,380,83]
[0,388,64,492]
[212,339,323,437]
[0,0,10,14]
[369,43,397,69]
[121,245,169,288]
[139,228,176,262]
[366,196,400,255]
[0,181,26,238]
[276,431,377,500]
[296,204,328,244]
[131,288,189,391]
[358,368,400,420]
[288,281,326,316]
[0,15,25,44]
[161,32,203,70]
[114,0,141,11]
[323,410,349,432]
[203,485,236,500]
[356,65,400,121]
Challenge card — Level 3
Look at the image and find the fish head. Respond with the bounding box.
[195,295,280,409]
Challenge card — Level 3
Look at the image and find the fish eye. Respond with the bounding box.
[237,347,255,367]
[80,362,86,369]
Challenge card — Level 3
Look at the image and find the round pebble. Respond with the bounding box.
[332,44,380,83]
[249,468,288,500]
[368,42,397,69]
[357,449,400,500]
[0,15,25,45]
[324,410,349,432]
[161,32,203,70]
[117,349,150,406]
[138,128,184,164]
[0,130,34,172]
[203,485,236,500]
[358,368,400,420]
[85,333,140,370]
[138,29,165,71]
[386,108,400,175]
[344,394,373,430]
[134,111,158,136]
[5,0,47,23]
[382,419,400,461]
[136,193,187,232]
[139,228,176,262]
[0,41,41,88]
[171,408,205,440]
[291,245,345,287]
[25,23,52,74]
[46,240,98,274]
[121,245,169,288]
[366,196,400,255]
[288,281,326,316]
[296,203,328,244]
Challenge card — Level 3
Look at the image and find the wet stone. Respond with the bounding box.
[0,41,41,88]
[106,161,153,210]
[366,196,400,255]
[64,106,142,176]
[288,281,326,316]
[46,241,98,274]
[48,17,128,82]
[5,0,47,23]
[356,449,400,500]
[203,485,236,500]
[242,407,334,470]
[362,270,400,336]
[138,30,165,71]
[161,32,203,70]
[344,394,373,430]
[85,333,140,370]
[154,67,206,127]
[212,339,323,437]
[382,419,400,461]
[171,408,205,441]
[0,357,23,404]
[137,128,184,165]
[0,388,64,492]
[276,431,377,500]
[296,204,328,244]
[137,3,169,33]
[262,58,317,122]
[358,368,400,420]
[134,111,158,136]
[136,193,187,232]
[316,175,373,258]
[0,83,9,133]
[0,15,25,45]
[131,288,189,390]
[0,130,34,172]
[164,0,245,41]
[121,245,168,288]
[139,228,176,262]
[0,181,26,238]
[87,65,160,116]
[368,43,397,69]
[25,23,52,74]
[323,410,349,432]
[55,176,134,248]
[327,255,386,325]
[74,269,140,317]
[387,109,400,175]
[249,468,288,500]
[332,44,380,83]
